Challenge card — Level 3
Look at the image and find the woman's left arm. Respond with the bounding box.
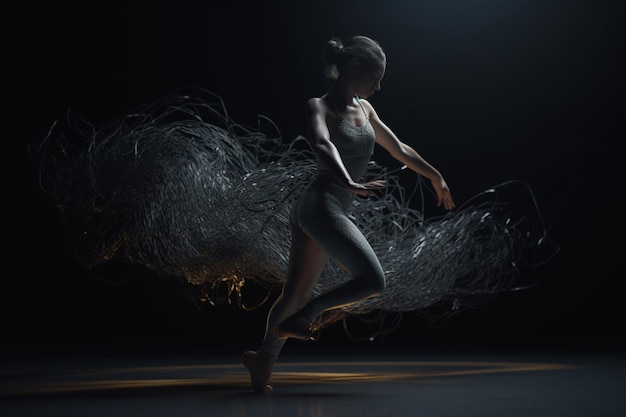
[364,100,456,210]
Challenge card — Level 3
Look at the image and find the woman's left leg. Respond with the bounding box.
[260,222,330,354]
[241,222,329,392]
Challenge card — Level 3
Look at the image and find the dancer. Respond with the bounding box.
[241,35,455,393]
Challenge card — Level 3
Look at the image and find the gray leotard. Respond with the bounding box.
[291,97,385,285]
[316,101,376,185]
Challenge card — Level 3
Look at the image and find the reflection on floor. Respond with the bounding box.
[1,350,625,417]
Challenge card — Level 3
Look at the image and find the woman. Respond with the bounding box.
[241,35,455,393]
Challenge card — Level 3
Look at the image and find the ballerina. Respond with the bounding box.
[241,35,455,393]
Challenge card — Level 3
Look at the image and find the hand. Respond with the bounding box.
[431,178,455,210]
[347,179,386,197]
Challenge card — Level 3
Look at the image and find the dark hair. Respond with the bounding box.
[323,35,386,81]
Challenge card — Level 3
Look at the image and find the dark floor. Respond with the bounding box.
[1,343,624,417]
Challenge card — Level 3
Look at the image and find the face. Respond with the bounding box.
[353,60,386,98]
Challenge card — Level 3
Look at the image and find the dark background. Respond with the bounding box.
[10,0,624,357]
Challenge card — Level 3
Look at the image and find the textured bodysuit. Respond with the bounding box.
[290,97,385,288]
[258,97,387,358]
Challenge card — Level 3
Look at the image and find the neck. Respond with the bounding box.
[326,85,356,110]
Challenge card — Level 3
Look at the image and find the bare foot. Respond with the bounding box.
[241,350,275,393]
[276,311,315,341]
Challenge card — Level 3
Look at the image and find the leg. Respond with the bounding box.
[242,223,329,392]
[282,208,386,331]
[264,223,329,342]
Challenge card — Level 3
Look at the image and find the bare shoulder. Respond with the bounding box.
[306,96,329,115]
[306,96,326,107]
[357,98,378,119]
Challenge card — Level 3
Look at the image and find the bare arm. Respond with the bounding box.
[362,100,456,210]
[306,98,385,196]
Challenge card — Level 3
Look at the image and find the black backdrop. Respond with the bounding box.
[11,0,624,356]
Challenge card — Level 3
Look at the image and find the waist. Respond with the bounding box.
[316,154,372,180]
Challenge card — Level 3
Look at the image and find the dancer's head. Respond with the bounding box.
[323,35,386,98]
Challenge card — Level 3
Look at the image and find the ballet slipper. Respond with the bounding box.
[276,310,316,341]
[241,350,275,393]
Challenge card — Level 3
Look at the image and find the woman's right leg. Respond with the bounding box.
[277,192,386,338]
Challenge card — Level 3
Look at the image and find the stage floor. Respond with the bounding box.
[1,347,624,417]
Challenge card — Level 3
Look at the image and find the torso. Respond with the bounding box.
[293,96,376,221]
[318,95,376,181]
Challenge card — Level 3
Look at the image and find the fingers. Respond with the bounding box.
[366,180,386,190]
[437,190,455,211]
